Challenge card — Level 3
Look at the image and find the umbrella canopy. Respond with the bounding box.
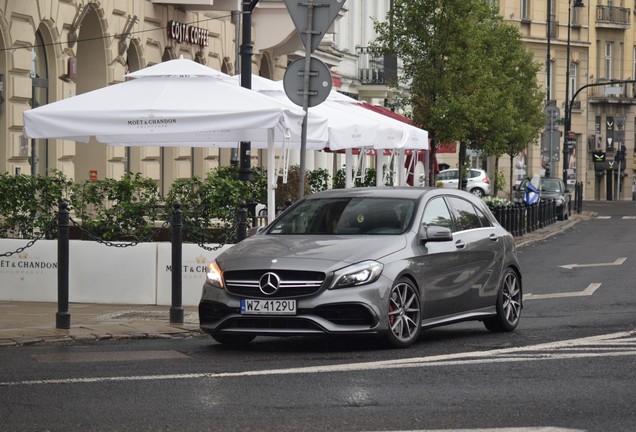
[23,59,306,146]
[22,58,308,223]
[227,74,329,150]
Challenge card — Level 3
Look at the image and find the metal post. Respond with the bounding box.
[298,3,315,199]
[170,201,184,324]
[238,0,259,182]
[56,200,71,329]
[237,201,248,242]
[546,0,551,103]
[563,0,585,185]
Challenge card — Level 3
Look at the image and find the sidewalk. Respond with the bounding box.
[0,210,595,348]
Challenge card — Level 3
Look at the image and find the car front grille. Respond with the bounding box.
[218,316,324,333]
[224,269,325,299]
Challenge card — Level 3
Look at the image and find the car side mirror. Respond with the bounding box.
[420,225,453,243]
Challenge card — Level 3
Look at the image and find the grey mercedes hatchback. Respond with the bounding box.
[199,187,522,348]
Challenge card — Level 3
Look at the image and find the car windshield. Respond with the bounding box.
[268,197,416,235]
[541,179,562,193]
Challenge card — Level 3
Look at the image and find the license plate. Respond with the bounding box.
[240,299,296,315]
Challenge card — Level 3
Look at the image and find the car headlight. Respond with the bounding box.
[330,260,383,289]
[206,260,224,289]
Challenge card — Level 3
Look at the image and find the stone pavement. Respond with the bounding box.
[0,209,595,348]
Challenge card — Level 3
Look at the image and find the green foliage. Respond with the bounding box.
[374,0,545,183]
[69,172,162,241]
[0,166,331,241]
[333,168,377,189]
[275,165,311,207]
[0,170,70,239]
[163,165,266,243]
[495,171,506,192]
[307,168,331,193]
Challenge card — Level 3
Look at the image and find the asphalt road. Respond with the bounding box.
[0,201,634,432]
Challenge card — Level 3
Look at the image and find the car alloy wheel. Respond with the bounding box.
[471,188,485,197]
[484,268,521,332]
[386,277,421,348]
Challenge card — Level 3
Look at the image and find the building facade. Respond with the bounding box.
[0,0,400,194]
[502,0,636,201]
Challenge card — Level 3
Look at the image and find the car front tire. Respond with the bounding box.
[470,188,485,198]
[385,277,422,348]
[484,268,522,332]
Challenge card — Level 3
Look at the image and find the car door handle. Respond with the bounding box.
[455,240,466,249]
[489,234,499,242]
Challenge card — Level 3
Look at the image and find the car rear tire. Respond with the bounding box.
[470,188,485,198]
[484,268,521,332]
[212,333,256,347]
[385,277,421,348]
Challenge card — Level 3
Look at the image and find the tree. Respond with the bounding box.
[374,0,544,192]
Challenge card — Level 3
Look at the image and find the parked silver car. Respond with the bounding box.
[200,187,522,349]
[436,168,491,197]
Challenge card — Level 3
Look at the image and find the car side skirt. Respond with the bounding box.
[420,307,496,330]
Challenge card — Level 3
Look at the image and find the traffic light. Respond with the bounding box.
[616,144,626,162]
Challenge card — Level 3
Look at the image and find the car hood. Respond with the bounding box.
[216,235,408,272]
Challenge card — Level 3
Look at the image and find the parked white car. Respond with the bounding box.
[436,168,491,197]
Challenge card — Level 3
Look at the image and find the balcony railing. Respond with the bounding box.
[588,79,636,100]
[357,46,389,85]
[596,5,631,27]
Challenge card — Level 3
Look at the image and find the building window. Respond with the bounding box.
[569,62,577,102]
[605,42,613,79]
[521,0,530,20]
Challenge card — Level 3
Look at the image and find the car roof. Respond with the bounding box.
[305,186,478,201]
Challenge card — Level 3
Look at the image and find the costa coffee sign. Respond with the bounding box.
[168,20,209,47]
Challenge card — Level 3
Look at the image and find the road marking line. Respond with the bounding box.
[597,216,611,219]
[624,216,636,220]
[525,283,601,300]
[1,329,634,387]
[559,257,626,269]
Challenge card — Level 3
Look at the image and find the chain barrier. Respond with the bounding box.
[0,217,57,258]
[183,220,237,252]
[68,217,168,248]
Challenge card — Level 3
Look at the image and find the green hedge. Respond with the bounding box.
[0,165,330,242]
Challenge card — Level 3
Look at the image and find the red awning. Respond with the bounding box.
[361,103,414,125]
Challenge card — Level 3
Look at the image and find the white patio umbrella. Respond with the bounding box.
[22,57,307,221]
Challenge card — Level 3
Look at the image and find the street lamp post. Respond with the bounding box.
[238,0,260,182]
[563,0,585,185]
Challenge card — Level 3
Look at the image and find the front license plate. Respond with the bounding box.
[240,299,297,315]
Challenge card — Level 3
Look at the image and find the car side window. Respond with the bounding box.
[421,197,454,231]
[475,206,493,227]
[447,197,482,231]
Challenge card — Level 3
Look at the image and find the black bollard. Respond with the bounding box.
[237,201,248,242]
[170,201,184,324]
[56,201,71,329]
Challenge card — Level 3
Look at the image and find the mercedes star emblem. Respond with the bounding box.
[259,272,281,295]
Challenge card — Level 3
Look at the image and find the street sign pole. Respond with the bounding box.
[284,0,345,198]
[298,4,315,199]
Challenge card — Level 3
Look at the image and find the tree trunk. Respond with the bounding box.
[509,154,514,198]
[458,142,467,191]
